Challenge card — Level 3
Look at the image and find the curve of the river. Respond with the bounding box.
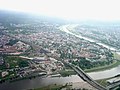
[60,24,118,52]
[0,24,120,90]
[59,24,120,79]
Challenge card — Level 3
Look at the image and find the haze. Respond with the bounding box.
[0,0,120,21]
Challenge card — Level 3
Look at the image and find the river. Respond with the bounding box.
[0,65,120,90]
[0,24,120,90]
[60,24,118,52]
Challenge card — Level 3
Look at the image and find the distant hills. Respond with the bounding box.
[0,10,67,25]
[1,10,120,26]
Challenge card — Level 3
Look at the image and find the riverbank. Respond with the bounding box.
[29,82,96,90]
[85,52,120,72]
[60,24,120,73]
[59,60,120,77]
[85,60,120,72]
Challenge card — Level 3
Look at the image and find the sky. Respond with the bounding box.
[0,0,120,21]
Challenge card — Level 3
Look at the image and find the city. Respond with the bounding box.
[0,0,120,90]
[0,11,120,90]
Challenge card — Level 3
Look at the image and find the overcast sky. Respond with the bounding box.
[0,0,120,21]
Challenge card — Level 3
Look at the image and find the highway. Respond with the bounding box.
[59,59,107,90]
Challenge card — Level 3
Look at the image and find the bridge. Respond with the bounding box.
[67,63,107,90]
[3,30,120,90]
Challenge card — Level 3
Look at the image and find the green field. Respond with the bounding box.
[113,52,120,60]
[84,52,120,72]
[0,56,29,80]
[96,78,111,86]
[3,56,29,69]
[84,60,120,72]
[59,69,76,77]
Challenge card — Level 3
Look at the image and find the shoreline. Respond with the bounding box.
[85,60,120,72]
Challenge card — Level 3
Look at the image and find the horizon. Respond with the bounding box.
[0,1,120,90]
[0,0,120,21]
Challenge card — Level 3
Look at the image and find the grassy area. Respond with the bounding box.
[96,78,111,86]
[113,52,120,60]
[60,59,120,76]
[84,52,120,72]
[59,69,76,77]
[84,60,120,72]
[93,53,120,87]
[60,52,120,76]
[0,56,29,80]
[3,56,29,69]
